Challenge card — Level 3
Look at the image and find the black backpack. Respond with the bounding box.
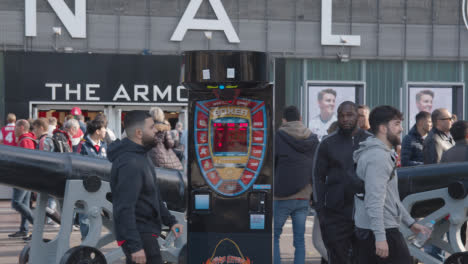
[52,131,72,153]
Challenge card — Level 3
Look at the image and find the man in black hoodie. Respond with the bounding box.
[313,101,372,264]
[108,111,184,264]
[274,106,319,264]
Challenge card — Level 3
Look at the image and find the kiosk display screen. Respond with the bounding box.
[194,97,267,197]
[213,121,249,154]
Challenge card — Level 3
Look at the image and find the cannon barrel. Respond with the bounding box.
[0,145,187,211]
[397,162,468,217]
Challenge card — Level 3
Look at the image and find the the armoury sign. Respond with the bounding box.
[45,83,188,102]
[25,0,360,46]
[4,52,187,118]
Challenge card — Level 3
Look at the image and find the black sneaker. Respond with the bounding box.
[23,235,32,241]
[8,231,28,238]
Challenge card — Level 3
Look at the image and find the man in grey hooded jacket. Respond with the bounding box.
[353,105,430,263]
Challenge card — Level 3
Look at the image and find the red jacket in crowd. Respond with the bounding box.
[17,132,37,150]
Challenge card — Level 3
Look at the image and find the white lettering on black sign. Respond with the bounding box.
[46,82,188,103]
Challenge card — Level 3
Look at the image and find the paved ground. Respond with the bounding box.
[0,200,322,264]
[279,216,323,264]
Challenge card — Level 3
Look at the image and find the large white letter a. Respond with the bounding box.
[171,0,240,43]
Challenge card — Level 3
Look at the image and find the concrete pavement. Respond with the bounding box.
[0,200,322,264]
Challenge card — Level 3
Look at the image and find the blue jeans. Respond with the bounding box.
[424,245,444,261]
[424,219,445,262]
[274,199,309,264]
[11,188,34,232]
[79,213,89,239]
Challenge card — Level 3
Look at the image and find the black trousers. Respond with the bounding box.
[318,209,356,264]
[124,233,163,264]
[324,236,355,264]
[355,228,412,264]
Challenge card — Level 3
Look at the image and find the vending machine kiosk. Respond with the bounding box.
[183,51,273,263]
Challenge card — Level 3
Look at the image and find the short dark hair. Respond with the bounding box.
[450,120,468,141]
[32,118,49,131]
[358,105,370,111]
[124,111,152,136]
[337,101,358,114]
[369,105,403,134]
[317,89,337,101]
[415,111,431,124]
[282,106,300,122]
[416,90,434,102]
[431,108,445,124]
[87,116,107,135]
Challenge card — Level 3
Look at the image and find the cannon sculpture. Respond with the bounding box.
[0,144,187,264]
[398,162,468,264]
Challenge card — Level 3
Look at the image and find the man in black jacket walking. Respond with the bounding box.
[401,111,432,167]
[274,106,319,264]
[108,111,184,264]
[313,101,372,264]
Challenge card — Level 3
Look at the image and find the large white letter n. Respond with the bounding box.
[171,0,240,43]
[25,0,86,38]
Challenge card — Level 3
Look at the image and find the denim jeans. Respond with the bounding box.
[11,188,34,232]
[274,199,309,264]
[424,219,445,262]
[79,213,89,239]
[424,245,444,262]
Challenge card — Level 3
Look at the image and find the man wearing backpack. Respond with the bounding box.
[8,119,36,238]
[313,102,371,264]
[353,106,430,263]
[32,118,61,229]
[33,118,55,152]
[52,119,80,153]
[274,106,319,264]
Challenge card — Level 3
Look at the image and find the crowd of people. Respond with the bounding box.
[1,100,467,263]
[275,102,467,264]
[0,107,186,251]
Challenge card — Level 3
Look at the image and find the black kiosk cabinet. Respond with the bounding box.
[183,51,273,263]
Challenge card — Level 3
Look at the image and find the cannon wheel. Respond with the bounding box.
[59,246,107,264]
[18,239,52,264]
[444,252,468,264]
[178,244,187,264]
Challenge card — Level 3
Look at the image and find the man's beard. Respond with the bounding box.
[340,126,355,136]
[339,122,357,136]
[142,133,156,150]
[387,130,401,148]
